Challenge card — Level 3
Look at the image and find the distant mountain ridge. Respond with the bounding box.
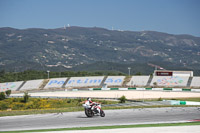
[0,26,200,75]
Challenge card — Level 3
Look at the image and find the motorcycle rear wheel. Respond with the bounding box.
[85,109,94,117]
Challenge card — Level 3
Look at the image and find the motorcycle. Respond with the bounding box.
[82,102,105,117]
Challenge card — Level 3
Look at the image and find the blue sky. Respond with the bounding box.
[0,0,200,36]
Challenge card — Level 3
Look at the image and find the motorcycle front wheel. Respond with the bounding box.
[100,110,105,117]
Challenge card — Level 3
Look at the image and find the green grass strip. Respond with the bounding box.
[1,122,200,133]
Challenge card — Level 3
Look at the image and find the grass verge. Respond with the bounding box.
[0,107,83,117]
[1,122,200,133]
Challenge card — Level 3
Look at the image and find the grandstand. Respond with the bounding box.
[0,75,200,92]
[126,76,150,87]
[20,79,44,91]
[65,76,104,88]
[44,78,68,89]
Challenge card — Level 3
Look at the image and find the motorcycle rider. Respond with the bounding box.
[85,97,95,110]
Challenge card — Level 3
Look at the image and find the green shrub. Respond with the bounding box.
[153,82,157,86]
[0,92,6,100]
[76,99,82,106]
[67,99,71,103]
[119,95,127,103]
[78,98,82,103]
[12,98,19,102]
[31,99,41,109]
[12,103,25,110]
[158,97,163,101]
[0,102,9,110]
[5,90,11,97]
[24,101,35,109]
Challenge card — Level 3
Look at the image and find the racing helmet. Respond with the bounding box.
[87,97,91,101]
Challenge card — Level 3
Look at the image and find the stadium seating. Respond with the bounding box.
[190,77,200,87]
[150,76,189,87]
[104,76,125,86]
[126,76,150,86]
[0,81,23,92]
[65,76,104,88]
[20,79,44,91]
[44,78,68,89]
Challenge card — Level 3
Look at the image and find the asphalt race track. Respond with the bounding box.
[0,107,200,132]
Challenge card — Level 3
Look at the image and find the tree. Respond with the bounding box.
[135,72,142,75]
[23,92,30,103]
[0,70,5,76]
[5,90,11,97]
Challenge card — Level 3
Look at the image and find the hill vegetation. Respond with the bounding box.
[0,26,200,75]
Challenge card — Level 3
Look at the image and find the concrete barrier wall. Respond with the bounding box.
[104,76,125,86]
[44,78,68,89]
[152,88,164,91]
[0,81,23,92]
[20,79,44,91]
[191,89,200,92]
[65,76,104,87]
[168,100,200,105]
[126,76,150,86]
[71,87,200,92]
[172,88,182,92]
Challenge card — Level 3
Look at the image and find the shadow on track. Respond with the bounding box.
[76,115,100,118]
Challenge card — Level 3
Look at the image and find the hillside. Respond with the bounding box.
[0,26,200,75]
